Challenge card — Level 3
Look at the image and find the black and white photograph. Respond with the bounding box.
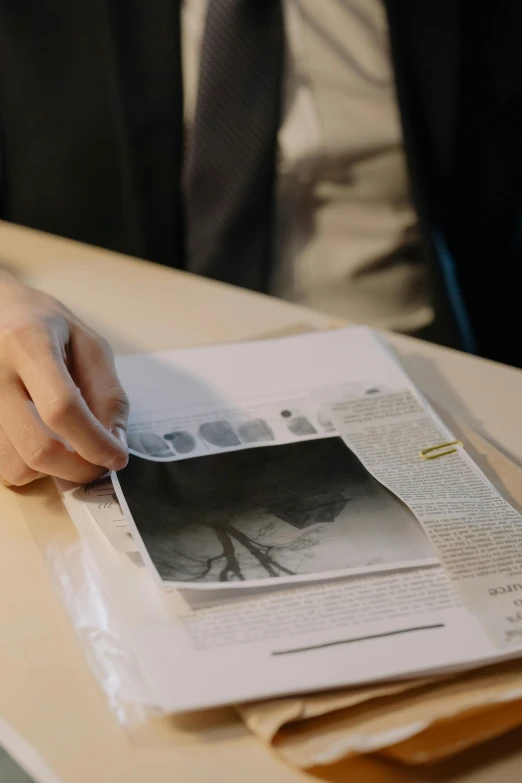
[115,436,435,585]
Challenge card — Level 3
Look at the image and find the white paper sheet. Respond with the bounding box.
[51,481,522,712]
[110,329,438,590]
[56,327,522,712]
[331,391,522,648]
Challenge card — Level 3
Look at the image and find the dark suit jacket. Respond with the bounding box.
[0,1,185,267]
[1,1,522,365]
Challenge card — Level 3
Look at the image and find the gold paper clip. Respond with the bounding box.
[419,441,463,460]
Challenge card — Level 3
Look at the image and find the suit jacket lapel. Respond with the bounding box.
[0,0,142,255]
[385,0,474,351]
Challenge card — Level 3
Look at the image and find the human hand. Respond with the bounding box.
[0,278,129,486]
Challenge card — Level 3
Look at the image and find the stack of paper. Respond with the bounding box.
[55,327,522,773]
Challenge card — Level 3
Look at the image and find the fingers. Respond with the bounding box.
[0,284,129,485]
[68,329,129,450]
[9,324,128,472]
[0,379,110,484]
[0,423,44,487]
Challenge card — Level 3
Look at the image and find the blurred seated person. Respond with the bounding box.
[0,0,520,487]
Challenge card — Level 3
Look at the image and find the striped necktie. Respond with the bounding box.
[184,0,285,291]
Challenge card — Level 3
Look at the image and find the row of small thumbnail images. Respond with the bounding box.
[127,411,333,457]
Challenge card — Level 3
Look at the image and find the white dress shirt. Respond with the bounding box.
[182,0,433,332]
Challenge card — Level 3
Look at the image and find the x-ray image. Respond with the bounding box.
[117,437,434,586]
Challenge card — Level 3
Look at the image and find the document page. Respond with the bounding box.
[57,327,522,712]
[331,391,522,648]
[110,328,439,590]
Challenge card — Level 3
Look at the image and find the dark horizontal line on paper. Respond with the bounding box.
[271,623,445,656]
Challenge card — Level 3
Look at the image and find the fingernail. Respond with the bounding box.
[112,426,128,452]
[106,427,128,472]
[105,453,129,473]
